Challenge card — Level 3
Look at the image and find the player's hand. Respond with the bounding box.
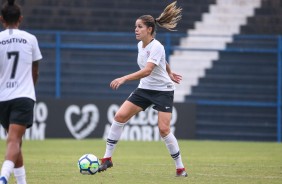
[110,77,126,90]
[169,72,182,84]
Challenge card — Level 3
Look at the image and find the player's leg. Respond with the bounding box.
[99,100,143,172]
[105,100,143,157]
[158,111,188,177]
[0,102,9,184]
[1,98,34,183]
[0,124,26,183]
[0,103,10,184]
[14,142,27,184]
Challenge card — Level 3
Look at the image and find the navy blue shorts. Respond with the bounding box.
[127,88,174,112]
[0,97,35,130]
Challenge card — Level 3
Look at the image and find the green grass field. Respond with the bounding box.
[0,139,281,184]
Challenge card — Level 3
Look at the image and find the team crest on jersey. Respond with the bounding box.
[147,51,150,58]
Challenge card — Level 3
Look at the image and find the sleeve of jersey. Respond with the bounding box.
[147,43,163,66]
[32,36,43,62]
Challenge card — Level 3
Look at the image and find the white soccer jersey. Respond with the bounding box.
[137,39,175,91]
[0,29,42,101]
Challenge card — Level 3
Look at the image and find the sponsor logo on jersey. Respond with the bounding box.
[147,51,150,58]
[0,38,27,45]
[6,81,18,88]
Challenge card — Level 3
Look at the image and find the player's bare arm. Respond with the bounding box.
[165,62,182,84]
[32,61,40,85]
[110,62,155,90]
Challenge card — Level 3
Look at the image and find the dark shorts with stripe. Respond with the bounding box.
[0,97,35,130]
[127,88,174,112]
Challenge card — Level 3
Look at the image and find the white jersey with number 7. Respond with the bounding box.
[0,29,42,101]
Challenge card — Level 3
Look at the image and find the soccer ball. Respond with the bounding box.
[77,154,100,175]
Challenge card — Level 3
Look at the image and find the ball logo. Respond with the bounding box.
[65,104,99,139]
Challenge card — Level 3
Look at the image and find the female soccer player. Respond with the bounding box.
[98,1,187,177]
[0,0,43,183]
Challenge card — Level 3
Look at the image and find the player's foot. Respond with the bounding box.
[98,157,113,172]
[0,176,7,184]
[176,168,188,177]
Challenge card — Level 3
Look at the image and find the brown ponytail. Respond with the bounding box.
[155,1,182,31]
[138,1,182,36]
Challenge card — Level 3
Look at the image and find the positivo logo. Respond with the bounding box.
[65,104,99,139]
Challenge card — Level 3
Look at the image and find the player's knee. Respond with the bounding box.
[159,126,170,137]
[114,113,128,123]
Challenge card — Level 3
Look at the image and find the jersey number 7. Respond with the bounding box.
[7,51,19,79]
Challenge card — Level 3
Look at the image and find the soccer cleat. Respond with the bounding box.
[176,168,188,177]
[0,176,7,184]
[98,157,113,172]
